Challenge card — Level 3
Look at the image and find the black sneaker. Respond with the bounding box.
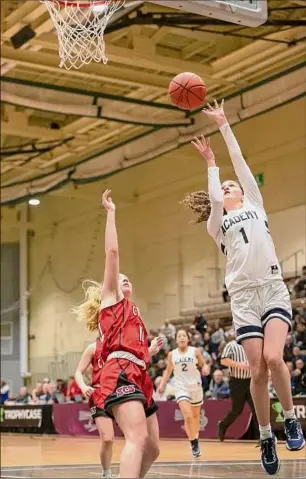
[191,439,201,458]
[284,418,305,451]
[218,421,226,442]
[260,435,280,475]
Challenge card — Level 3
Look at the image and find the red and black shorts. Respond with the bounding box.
[89,387,108,420]
[96,359,158,419]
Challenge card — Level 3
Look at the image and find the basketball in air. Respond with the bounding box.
[168,72,207,110]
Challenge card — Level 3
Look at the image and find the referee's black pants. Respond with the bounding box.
[221,377,258,435]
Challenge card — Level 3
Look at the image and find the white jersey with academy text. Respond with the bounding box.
[172,346,202,392]
[207,123,283,296]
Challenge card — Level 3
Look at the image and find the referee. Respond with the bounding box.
[218,339,258,441]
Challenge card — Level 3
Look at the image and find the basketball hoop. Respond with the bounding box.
[42,0,125,69]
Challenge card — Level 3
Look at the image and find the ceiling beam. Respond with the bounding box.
[2,2,47,39]
[1,46,170,89]
[2,120,64,140]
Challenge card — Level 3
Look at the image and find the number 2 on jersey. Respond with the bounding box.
[181,363,187,372]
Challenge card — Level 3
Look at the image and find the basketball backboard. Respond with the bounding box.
[148,0,268,27]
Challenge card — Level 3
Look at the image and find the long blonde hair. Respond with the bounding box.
[72,280,102,332]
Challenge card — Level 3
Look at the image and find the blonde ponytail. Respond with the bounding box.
[72,280,102,332]
[180,190,211,223]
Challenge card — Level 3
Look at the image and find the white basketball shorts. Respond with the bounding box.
[175,386,203,407]
[231,281,292,344]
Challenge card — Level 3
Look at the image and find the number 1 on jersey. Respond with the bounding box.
[239,227,249,244]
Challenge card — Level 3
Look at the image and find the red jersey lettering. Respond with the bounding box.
[98,298,150,366]
[91,338,104,387]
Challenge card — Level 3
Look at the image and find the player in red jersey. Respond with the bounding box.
[73,190,163,478]
[75,337,113,478]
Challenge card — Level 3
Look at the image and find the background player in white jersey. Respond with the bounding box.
[183,99,305,475]
[158,329,210,458]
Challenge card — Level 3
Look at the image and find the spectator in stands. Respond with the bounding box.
[294,323,306,349]
[15,386,32,404]
[203,332,213,355]
[1,379,10,404]
[31,381,44,403]
[66,376,83,402]
[292,359,306,396]
[210,323,225,354]
[206,369,230,399]
[284,334,294,362]
[293,345,306,363]
[41,382,60,404]
[56,378,67,396]
[292,266,306,298]
[194,314,207,335]
[191,333,204,349]
[161,319,176,342]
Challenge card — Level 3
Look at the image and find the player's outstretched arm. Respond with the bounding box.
[203,100,264,210]
[101,190,122,304]
[191,135,223,240]
[74,343,96,398]
[158,352,174,394]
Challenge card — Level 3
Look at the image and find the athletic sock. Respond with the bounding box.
[283,408,296,420]
[102,469,112,478]
[259,424,273,440]
[190,438,198,447]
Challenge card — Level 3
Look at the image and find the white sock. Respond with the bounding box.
[283,408,296,420]
[259,424,272,440]
[102,469,112,478]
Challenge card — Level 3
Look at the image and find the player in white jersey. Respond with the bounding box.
[184,99,305,475]
[158,329,210,458]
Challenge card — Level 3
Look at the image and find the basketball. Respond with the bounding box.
[168,72,207,110]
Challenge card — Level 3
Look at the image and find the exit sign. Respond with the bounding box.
[255,173,264,187]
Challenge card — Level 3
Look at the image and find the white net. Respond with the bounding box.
[42,0,125,69]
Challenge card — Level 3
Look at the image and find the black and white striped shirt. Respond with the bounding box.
[221,340,251,379]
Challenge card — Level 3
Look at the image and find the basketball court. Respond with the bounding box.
[1,435,306,478]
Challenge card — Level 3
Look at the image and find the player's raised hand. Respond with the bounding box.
[191,135,215,166]
[202,99,227,126]
[101,189,115,212]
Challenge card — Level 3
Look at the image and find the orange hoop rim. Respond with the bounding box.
[47,0,110,8]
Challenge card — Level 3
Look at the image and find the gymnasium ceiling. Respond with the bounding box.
[1,0,306,205]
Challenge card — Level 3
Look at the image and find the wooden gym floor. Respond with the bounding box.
[1,434,305,478]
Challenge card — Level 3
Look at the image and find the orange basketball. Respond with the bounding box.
[168,72,207,110]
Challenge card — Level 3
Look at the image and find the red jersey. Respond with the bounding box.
[98,298,150,366]
[91,338,104,387]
